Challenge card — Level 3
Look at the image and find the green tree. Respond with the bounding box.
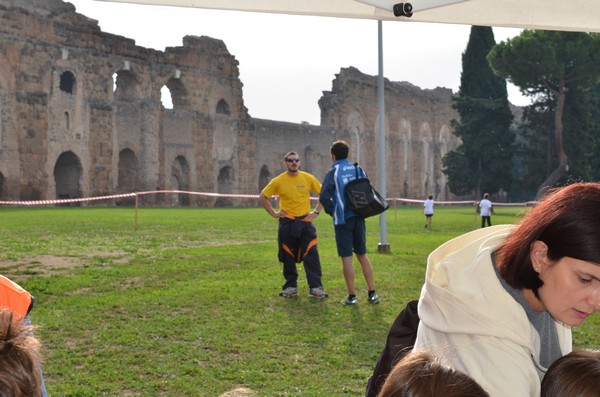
[488,30,600,196]
[512,87,595,200]
[511,100,554,199]
[587,83,600,180]
[443,26,514,197]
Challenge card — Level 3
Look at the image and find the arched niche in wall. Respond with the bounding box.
[117,148,139,205]
[399,117,412,197]
[436,125,452,199]
[420,123,434,197]
[171,155,190,206]
[54,151,82,204]
[216,99,231,117]
[64,111,70,131]
[258,165,271,193]
[347,110,364,163]
[215,166,234,207]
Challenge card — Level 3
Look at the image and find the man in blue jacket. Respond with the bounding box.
[319,140,380,306]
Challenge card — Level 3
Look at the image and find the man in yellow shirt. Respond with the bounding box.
[259,151,328,298]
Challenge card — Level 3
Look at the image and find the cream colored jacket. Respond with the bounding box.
[414,225,572,397]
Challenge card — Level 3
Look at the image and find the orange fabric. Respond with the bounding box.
[0,275,33,319]
[303,239,318,260]
[281,243,294,259]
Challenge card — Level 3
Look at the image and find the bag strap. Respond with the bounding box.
[353,162,359,179]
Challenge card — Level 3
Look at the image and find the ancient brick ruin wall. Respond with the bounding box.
[253,119,336,188]
[0,0,461,205]
[320,67,460,199]
[0,0,252,205]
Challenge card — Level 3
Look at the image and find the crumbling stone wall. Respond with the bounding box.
[253,119,335,189]
[0,0,461,206]
[0,0,252,205]
[319,67,460,200]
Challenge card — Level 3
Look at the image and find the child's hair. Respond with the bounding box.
[378,350,489,397]
[541,350,600,397]
[0,309,43,397]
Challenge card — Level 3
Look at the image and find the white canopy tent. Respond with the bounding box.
[95,0,600,33]
[94,0,600,251]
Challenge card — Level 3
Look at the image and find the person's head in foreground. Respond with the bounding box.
[377,350,490,397]
[0,309,43,397]
[497,182,600,326]
[541,350,600,397]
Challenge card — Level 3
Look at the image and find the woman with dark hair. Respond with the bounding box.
[378,350,489,397]
[403,183,600,396]
[541,350,600,397]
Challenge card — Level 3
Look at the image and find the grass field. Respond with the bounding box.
[0,205,598,396]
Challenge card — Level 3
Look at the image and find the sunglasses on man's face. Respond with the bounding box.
[286,158,300,163]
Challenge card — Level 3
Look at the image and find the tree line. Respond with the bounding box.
[443,26,600,201]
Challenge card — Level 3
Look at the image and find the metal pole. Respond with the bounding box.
[134,192,139,231]
[377,20,390,254]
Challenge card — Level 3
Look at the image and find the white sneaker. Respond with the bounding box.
[279,287,298,298]
[309,287,329,299]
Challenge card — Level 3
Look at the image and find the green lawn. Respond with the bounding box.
[0,205,597,396]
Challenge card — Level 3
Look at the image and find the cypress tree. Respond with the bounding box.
[443,26,514,197]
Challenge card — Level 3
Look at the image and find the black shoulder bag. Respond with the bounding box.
[344,163,389,218]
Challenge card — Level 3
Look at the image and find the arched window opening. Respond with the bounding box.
[0,172,4,200]
[59,71,75,94]
[161,86,173,109]
[165,78,189,110]
[216,99,231,116]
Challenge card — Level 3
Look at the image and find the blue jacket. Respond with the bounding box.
[320,159,367,225]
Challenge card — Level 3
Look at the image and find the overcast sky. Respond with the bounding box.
[68,0,529,125]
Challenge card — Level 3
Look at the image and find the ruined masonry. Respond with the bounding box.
[0,0,461,206]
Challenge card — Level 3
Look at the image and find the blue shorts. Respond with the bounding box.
[334,217,367,257]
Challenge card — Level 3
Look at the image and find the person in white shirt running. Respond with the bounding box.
[424,195,434,229]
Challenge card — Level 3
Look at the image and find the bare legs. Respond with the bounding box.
[342,253,375,295]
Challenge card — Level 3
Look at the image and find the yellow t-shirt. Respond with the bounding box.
[261,171,321,217]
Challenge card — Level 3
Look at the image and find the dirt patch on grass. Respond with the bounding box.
[0,253,130,282]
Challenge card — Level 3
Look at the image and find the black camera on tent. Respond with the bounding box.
[393,3,413,17]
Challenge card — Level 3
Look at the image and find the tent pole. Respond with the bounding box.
[377,19,390,254]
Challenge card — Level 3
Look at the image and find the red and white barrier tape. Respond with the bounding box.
[0,190,262,206]
[0,193,136,206]
[0,190,536,207]
[387,198,536,206]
